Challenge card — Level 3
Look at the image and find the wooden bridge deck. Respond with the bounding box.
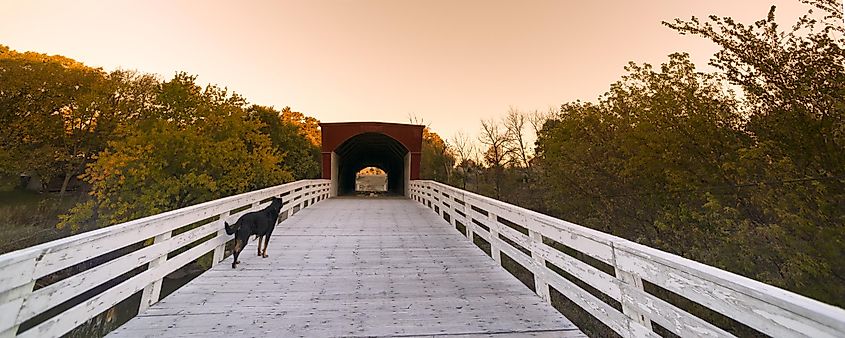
[108,197,584,337]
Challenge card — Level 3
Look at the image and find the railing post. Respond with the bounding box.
[488,212,502,264]
[211,211,230,268]
[441,192,449,221]
[450,199,459,228]
[286,195,295,218]
[0,258,36,338]
[466,220,475,242]
[463,197,475,242]
[139,230,172,313]
[529,229,551,303]
[613,245,653,332]
[446,194,456,226]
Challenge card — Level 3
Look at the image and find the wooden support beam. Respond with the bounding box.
[211,211,230,268]
[139,231,172,313]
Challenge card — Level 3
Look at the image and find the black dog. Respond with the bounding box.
[224,197,284,268]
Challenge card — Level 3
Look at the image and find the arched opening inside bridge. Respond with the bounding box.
[320,122,423,197]
[356,167,387,193]
[336,133,405,195]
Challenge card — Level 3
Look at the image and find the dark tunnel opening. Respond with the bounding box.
[335,132,408,195]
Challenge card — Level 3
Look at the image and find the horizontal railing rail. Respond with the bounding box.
[0,179,330,338]
[410,180,845,338]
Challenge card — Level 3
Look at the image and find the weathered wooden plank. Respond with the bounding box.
[529,230,551,303]
[209,211,229,268]
[18,234,229,338]
[429,182,616,265]
[616,245,845,338]
[529,217,616,265]
[0,297,25,338]
[471,225,492,242]
[0,258,35,336]
[619,282,734,338]
[413,180,845,338]
[533,241,621,301]
[18,215,223,323]
[495,220,532,251]
[0,256,37,295]
[108,197,582,338]
[16,180,316,280]
[542,259,650,338]
[139,231,172,312]
[0,180,328,338]
[615,267,653,332]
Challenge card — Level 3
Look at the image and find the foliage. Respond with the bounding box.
[0,46,118,195]
[420,127,455,182]
[534,47,845,306]
[247,105,321,180]
[279,106,321,147]
[477,119,512,198]
[61,74,293,227]
[358,167,386,176]
[0,45,322,233]
[0,190,92,254]
[445,0,844,311]
[537,53,750,253]
[657,0,845,304]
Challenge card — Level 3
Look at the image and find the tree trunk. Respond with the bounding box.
[59,171,72,197]
[59,160,87,197]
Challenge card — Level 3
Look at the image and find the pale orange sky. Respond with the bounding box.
[1,0,814,141]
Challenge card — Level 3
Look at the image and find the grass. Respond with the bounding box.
[0,189,93,254]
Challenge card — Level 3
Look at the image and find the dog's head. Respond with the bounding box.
[269,196,284,212]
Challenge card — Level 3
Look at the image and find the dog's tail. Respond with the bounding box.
[224,221,236,235]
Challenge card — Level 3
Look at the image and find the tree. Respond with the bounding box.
[410,116,456,183]
[420,127,455,182]
[533,52,753,268]
[663,0,845,304]
[664,1,845,178]
[279,106,321,147]
[503,107,532,171]
[479,119,511,198]
[450,131,476,189]
[60,74,293,228]
[247,105,321,179]
[528,107,556,138]
[0,46,122,195]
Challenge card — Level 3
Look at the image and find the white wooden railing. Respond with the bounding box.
[0,179,330,338]
[410,180,845,338]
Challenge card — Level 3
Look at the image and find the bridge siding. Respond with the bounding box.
[108,198,584,337]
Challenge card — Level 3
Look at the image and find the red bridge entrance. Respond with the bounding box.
[320,122,423,196]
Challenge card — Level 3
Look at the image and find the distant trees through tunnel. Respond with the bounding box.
[356,167,387,193]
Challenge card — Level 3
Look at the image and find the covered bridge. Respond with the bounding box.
[320,122,423,196]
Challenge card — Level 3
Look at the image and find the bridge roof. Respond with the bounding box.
[319,121,424,154]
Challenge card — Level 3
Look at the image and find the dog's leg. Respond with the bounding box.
[263,225,276,258]
[257,235,263,256]
[232,239,242,269]
[262,235,270,258]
